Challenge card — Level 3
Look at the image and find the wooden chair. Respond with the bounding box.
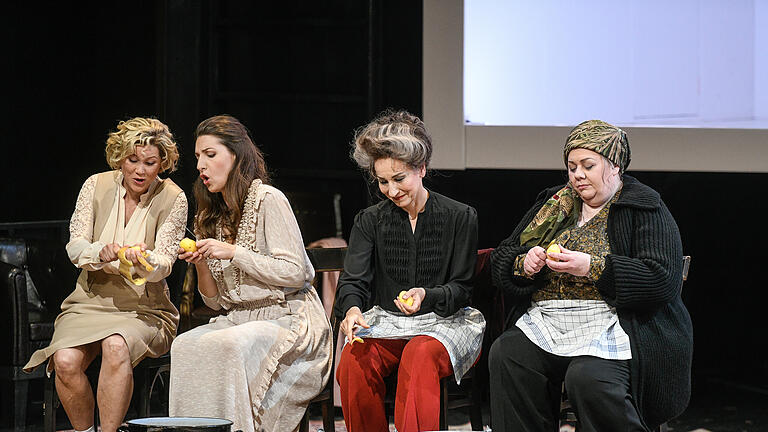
[299,246,347,432]
[559,255,692,432]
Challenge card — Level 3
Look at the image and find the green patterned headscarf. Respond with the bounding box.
[564,120,631,173]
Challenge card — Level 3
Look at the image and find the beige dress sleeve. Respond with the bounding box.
[231,190,308,289]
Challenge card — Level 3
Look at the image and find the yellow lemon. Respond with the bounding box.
[398,290,414,307]
[117,246,153,284]
[180,238,197,253]
[546,243,561,261]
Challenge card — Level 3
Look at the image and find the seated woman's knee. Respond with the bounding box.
[53,349,85,377]
[489,329,525,370]
[564,359,604,397]
[101,334,130,366]
[197,330,249,358]
[400,337,443,368]
[489,333,510,369]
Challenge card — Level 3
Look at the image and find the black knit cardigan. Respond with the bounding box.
[490,175,693,429]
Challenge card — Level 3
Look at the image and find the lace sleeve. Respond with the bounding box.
[66,174,109,270]
[137,191,188,282]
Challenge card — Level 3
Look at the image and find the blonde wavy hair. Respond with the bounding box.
[105,117,179,173]
[351,109,432,178]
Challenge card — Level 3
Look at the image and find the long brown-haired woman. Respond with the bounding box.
[169,115,332,432]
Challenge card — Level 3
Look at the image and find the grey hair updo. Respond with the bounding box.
[351,109,432,177]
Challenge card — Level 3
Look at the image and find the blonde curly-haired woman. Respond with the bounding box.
[25,117,188,432]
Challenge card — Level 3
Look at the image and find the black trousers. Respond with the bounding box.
[489,326,648,432]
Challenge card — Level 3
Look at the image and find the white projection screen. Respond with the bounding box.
[424,0,768,172]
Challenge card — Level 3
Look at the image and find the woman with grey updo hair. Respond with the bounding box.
[334,110,485,432]
[351,110,432,176]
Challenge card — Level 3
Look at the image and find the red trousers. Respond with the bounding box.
[337,336,453,432]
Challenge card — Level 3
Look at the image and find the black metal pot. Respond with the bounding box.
[117,417,239,432]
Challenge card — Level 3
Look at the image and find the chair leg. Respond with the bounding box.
[469,375,484,430]
[12,379,29,432]
[44,373,58,432]
[135,364,150,417]
[439,378,448,430]
[469,405,483,430]
[321,398,335,432]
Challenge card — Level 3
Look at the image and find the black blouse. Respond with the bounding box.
[334,191,478,318]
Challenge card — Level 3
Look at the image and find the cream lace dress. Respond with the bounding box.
[24,171,187,373]
[169,180,332,432]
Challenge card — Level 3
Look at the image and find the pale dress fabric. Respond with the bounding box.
[24,171,187,373]
[169,180,333,432]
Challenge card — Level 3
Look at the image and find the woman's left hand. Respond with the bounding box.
[195,239,236,260]
[123,243,148,265]
[546,245,590,277]
[393,287,426,315]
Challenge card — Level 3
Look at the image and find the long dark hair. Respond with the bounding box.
[194,115,270,241]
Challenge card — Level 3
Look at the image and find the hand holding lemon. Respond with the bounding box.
[393,288,424,315]
[117,246,154,285]
[546,243,561,261]
[397,290,414,307]
[544,244,591,277]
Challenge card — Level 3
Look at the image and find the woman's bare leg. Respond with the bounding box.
[52,343,101,430]
[97,334,134,432]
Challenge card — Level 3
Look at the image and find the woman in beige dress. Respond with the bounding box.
[24,117,188,432]
[170,115,332,432]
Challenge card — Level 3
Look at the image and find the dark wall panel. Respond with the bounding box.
[3,2,160,223]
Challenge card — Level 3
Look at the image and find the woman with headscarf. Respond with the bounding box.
[489,120,693,431]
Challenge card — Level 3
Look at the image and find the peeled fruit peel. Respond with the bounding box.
[546,243,561,261]
[117,246,154,285]
[179,238,197,253]
[350,337,364,345]
[397,290,414,307]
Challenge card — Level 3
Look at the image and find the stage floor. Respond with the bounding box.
[3,376,766,432]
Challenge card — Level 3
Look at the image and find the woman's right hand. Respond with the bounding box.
[523,246,547,276]
[178,247,206,264]
[99,243,122,263]
[340,306,370,343]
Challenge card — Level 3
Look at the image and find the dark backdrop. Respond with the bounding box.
[3,0,766,401]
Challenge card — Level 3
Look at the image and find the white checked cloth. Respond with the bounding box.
[517,299,632,360]
[348,306,486,384]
